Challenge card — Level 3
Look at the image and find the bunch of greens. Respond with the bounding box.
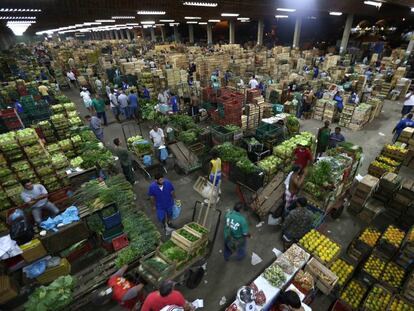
[170,115,196,131]
[55,95,71,104]
[236,157,260,174]
[177,229,199,242]
[159,240,188,262]
[188,223,208,235]
[224,125,240,132]
[79,142,113,169]
[141,100,157,120]
[178,130,198,145]
[25,276,76,311]
[213,143,247,163]
[144,257,169,273]
[306,160,333,186]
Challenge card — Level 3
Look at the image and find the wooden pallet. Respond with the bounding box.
[250,172,285,219]
[170,141,201,174]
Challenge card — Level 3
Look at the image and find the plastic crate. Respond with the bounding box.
[256,123,283,141]
[36,258,71,284]
[102,224,124,242]
[20,239,47,263]
[211,125,235,144]
[112,234,129,251]
[99,203,122,230]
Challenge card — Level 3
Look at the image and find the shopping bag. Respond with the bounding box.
[143,155,152,167]
[172,200,182,220]
[159,146,168,161]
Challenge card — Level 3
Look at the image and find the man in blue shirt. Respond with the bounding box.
[392,113,414,143]
[128,90,139,120]
[148,173,176,230]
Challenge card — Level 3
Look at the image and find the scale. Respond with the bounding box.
[237,286,257,311]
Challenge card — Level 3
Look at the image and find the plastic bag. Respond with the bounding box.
[24,258,48,279]
[159,146,168,161]
[143,155,152,167]
[172,200,182,220]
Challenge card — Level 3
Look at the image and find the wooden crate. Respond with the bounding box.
[386,295,414,311]
[0,275,18,304]
[36,258,71,284]
[362,284,393,311]
[20,239,47,263]
[171,228,206,254]
[140,253,175,280]
[183,222,209,240]
[305,257,338,295]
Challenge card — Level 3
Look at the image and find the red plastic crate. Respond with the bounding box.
[5,120,23,130]
[0,108,17,118]
[112,234,129,251]
[66,241,93,263]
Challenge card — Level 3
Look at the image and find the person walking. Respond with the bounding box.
[66,70,77,88]
[128,89,139,120]
[316,120,331,157]
[148,173,176,231]
[392,113,414,143]
[113,138,135,185]
[282,197,313,246]
[149,124,165,160]
[328,127,345,148]
[224,202,250,261]
[209,150,222,187]
[80,87,93,113]
[283,166,306,216]
[401,90,414,116]
[109,90,121,122]
[248,75,259,89]
[92,94,108,126]
[20,179,59,225]
[118,90,129,120]
[38,82,50,103]
[85,115,104,142]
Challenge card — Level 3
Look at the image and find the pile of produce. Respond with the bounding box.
[273,132,315,159]
[24,276,76,311]
[187,223,208,235]
[69,116,83,127]
[293,270,314,291]
[330,258,354,287]
[358,227,381,247]
[176,228,199,242]
[370,160,396,173]
[275,256,294,274]
[363,254,386,280]
[224,124,240,132]
[79,141,113,169]
[306,160,333,187]
[51,104,65,114]
[263,264,286,287]
[159,240,189,263]
[51,153,69,169]
[381,262,405,289]
[55,95,71,103]
[286,115,300,133]
[127,135,152,155]
[63,102,76,112]
[213,143,247,163]
[363,286,392,311]
[141,100,157,120]
[70,156,84,168]
[389,297,414,311]
[299,230,340,263]
[178,129,198,145]
[46,143,61,154]
[282,244,308,268]
[340,280,367,309]
[170,115,197,131]
[16,128,39,146]
[384,144,408,156]
[258,155,282,174]
[377,155,400,167]
[381,225,405,248]
[236,157,261,174]
[143,257,170,273]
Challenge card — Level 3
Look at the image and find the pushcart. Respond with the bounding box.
[121,122,166,179]
[169,141,202,175]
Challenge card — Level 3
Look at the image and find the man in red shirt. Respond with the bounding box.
[294,143,313,169]
[141,280,194,311]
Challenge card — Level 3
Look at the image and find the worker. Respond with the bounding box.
[149,124,165,160]
[38,82,50,103]
[109,89,121,122]
[401,90,414,116]
[158,90,168,105]
[189,92,199,117]
[333,91,344,113]
[12,98,24,115]
[128,89,139,120]
[95,76,103,94]
[301,89,314,119]
[92,94,108,126]
[277,120,289,140]
[20,179,59,225]
[348,91,359,105]
[209,149,222,187]
[210,72,220,102]
[80,87,93,113]
[282,197,313,246]
[141,280,194,311]
[224,202,250,261]
[328,127,345,149]
[392,113,414,143]
[93,264,144,310]
[148,172,176,232]
[85,115,104,142]
[283,166,306,216]
[118,90,129,120]
[248,75,259,89]
[113,138,135,185]
[316,120,331,157]
[143,86,150,100]
[294,143,313,169]
[277,290,312,311]
[313,65,319,79]
[169,92,179,113]
[66,70,77,88]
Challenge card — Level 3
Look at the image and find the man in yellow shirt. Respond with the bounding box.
[38,83,50,103]
[209,150,221,186]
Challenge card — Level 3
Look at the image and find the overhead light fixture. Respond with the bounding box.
[183,2,218,7]
[185,16,201,20]
[112,16,135,19]
[199,22,207,25]
[7,20,36,24]
[308,16,317,19]
[159,19,174,22]
[1,8,41,12]
[141,21,155,24]
[237,17,250,21]
[275,15,289,18]
[329,12,343,16]
[364,1,382,8]
[240,20,250,23]
[277,8,296,12]
[411,7,414,12]
[137,11,166,15]
[170,23,180,26]
[126,23,140,26]
[95,19,116,22]
[7,22,32,35]
[187,21,198,24]
[0,16,36,20]
[208,19,221,22]
[221,13,239,17]
[155,23,164,26]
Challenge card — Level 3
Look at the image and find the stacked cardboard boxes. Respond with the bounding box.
[348,174,379,214]
[348,103,372,131]
[402,128,414,169]
[313,99,326,120]
[373,172,401,203]
[339,104,355,127]
[323,100,337,122]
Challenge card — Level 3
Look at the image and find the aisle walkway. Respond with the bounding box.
[64,88,404,311]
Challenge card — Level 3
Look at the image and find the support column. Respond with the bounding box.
[120,30,126,40]
[174,25,180,42]
[126,29,131,41]
[207,23,213,45]
[340,14,354,54]
[188,24,194,44]
[292,17,302,48]
[160,26,166,42]
[150,27,156,42]
[106,31,111,40]
[229,20,235,44]
[133,30,137,40]
[257,19,264,46]
[407,37,414,55]
[114,30,119,40]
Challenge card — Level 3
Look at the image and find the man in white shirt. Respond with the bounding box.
[158,91,168,105]
[117,91,129,119]
[66,70,77,88]
[248,75,259,89]
[109,90,120,122]
[402,90,414,116]
[150,124,165,160]
[95,76,103,94]
[20,180,59,224]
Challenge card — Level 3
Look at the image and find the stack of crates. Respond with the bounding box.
[0,108,24,132]
[100,203,124,245]
[211,89,244,126]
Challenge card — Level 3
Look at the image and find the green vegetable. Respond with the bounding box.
[224,125,240,132]
[159,240,188,262]
[177,229,199,242]
[213,143,247,163]
[170,115,197,131]
[263,264,286,287]
[144,257,169,273]
[236,157,260,174]
[188,223,208,234]
[178,130,198,145]
[306,160,333,186]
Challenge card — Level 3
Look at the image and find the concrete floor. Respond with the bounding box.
[64,88,405,311]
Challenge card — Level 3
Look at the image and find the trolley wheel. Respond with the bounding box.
[186,267,205,289]
[330,204,344,219]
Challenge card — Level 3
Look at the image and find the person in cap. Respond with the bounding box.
[282,197,313,244]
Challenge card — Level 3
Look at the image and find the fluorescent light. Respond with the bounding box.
[412,7,414,12]
[0,16,36,19]
[329,12,343,16]
[240,20,250,23]
[183,2,218,7]
[199,22,207,25]
[364,1,382,8]
[155,23,164,26]
[159,19,174,22]
[237,17,250,21]
[275,15,289,18]
[277,8,296,12]
[208,19,221,22]
[185,16,201,20]
[221,13,239,17]
[7,20,36,24]
[141,21,155,24]
[1,8,41,12]
[112,16,135,19]
[137,11,166,15]
[170,23,180,26]
[95,19,116,22]
[126,23,140,26]
[187,21,198,24]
